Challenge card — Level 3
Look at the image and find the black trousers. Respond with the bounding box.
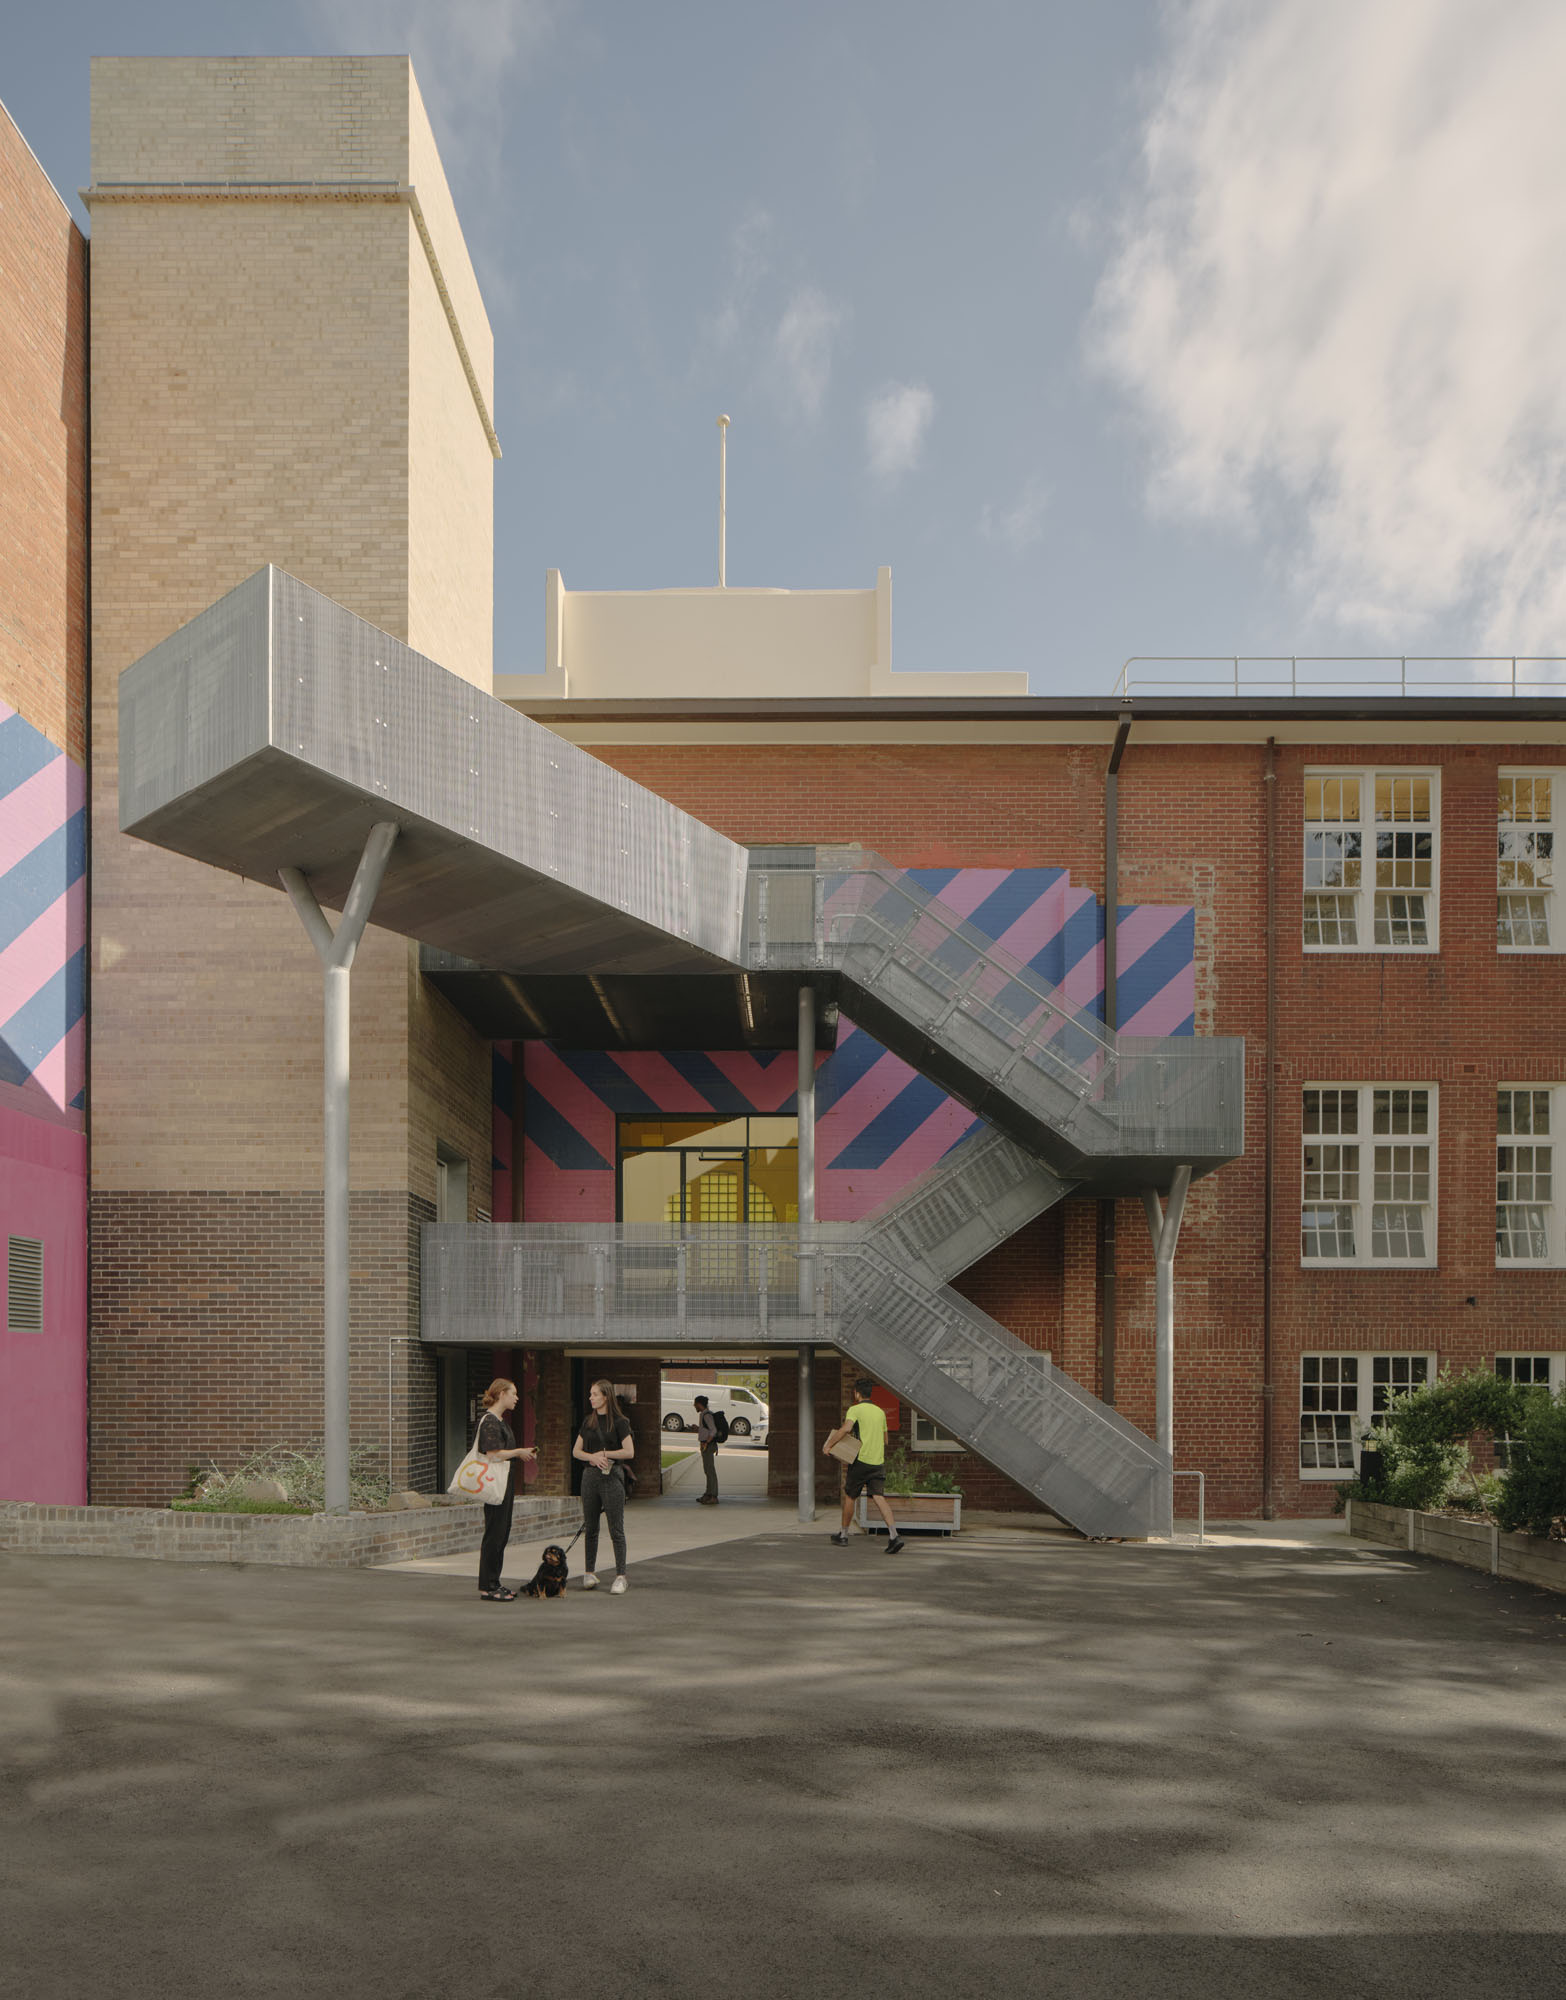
[478,1471,515,1592]
[580,1465,627,1576]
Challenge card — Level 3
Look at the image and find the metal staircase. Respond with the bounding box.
[860,1125,1075,1289]
[745,848,1238,1185]
[421,1203,1171,1537]
[119,569,1238,1540]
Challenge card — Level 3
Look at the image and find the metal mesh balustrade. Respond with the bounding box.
[862,1126,1075,1286]
[743,850,1242,1173]
[422,1220,1171,1538]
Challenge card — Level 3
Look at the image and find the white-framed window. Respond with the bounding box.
[1497,771,1561,950]
[1303,770,1439,951]
[1299,1351,1433,1478]
[1495,1086,1566,1265]
[1492,1353,1565,1466]
[1494,1352,1564,1392]
[911,1410,962,1452]
[1302,1085,1437,1266]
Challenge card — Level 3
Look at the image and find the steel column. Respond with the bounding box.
[282,821,399,1514]
[797,984,816,1522]
[1141,1165,1191,1459]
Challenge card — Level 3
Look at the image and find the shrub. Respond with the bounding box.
[1492,1387,1566,1540]
[1352,1368,1534,1515]
[881,1445,962,1497]
[184,1443,391,1514]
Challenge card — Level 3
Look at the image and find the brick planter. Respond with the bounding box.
[0,1496,579,1569]
[1346,1499,1566,1595]
[856,1493,962,1535]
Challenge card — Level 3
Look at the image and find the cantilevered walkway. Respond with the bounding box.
[120,568,1243,1537]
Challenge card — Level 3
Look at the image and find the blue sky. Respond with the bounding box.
[7,2,1566,691]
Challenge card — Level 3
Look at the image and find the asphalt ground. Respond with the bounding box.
[2,1527,1564,2000]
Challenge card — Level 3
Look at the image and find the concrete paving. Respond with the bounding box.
[3,1522,1565,1998]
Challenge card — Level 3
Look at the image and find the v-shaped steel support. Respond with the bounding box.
[1142,1165,1192,1461]
[282,822,399,1513]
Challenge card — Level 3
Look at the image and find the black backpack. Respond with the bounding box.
[711,1408,730,1444]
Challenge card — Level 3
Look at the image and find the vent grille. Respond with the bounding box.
[8,1236,43,1331]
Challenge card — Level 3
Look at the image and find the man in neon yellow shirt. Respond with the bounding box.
[823,1376,905,1552]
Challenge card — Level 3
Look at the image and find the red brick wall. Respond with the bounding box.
[579,733,1566,1520]
[0,105,87,760]
[1263,742,1566,1513]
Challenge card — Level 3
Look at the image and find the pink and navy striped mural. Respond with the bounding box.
[0,700,88,1506]
[494,869,1194,1226]
[0,700,86,1124]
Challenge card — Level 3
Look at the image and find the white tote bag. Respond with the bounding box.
[448,1419,510,1506]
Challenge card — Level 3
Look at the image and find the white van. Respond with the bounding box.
[661,1381,769,1442]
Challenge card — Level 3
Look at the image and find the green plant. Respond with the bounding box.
[1358,1368,1534,1514]
[1493,1386,1566,1539]
[182,1443,391,1514]
[880,1445,962,1497]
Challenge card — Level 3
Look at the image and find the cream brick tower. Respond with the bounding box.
[87,57,497,1502]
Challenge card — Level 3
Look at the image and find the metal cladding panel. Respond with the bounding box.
[120,568,748,975]
[267,572,749,971]
[118,568,273,833]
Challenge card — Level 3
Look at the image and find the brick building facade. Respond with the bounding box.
[83,57,496,1507]
[492,716,1565,1520]
[4,57,1563,1531]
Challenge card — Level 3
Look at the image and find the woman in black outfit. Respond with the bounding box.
[572,1377,635,1594]
[475,1378,535,1601]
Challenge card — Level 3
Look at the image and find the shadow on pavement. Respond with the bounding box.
[2,1530,1564,1997]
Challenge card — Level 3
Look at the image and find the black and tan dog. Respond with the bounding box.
[521,1544,570,1599]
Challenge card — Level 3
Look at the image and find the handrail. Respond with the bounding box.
[1114,655,1566,700]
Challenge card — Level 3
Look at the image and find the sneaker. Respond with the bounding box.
[581,1574,598,1590]
[609,1575,628,1595]
[829,1530,850,1546]
[886,1535,906,1554]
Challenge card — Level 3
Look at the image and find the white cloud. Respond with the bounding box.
[701,228,847,422]
[866,381,934,485]
[771,287,847,423]
[710,207,774,351]
[310,0,563,182]
[980,475,1050,552]
[1091,0,1566,657]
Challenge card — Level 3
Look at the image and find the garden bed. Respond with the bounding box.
[1346,1499,1566,1595]
[0,1495,579,1569]
[856,1492,962,1535]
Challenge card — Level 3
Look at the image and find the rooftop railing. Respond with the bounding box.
[1113,656,1566,700]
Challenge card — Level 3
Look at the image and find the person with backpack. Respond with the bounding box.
[823,1376,905,1553]
[572,1377,635,1593]
[693,1393,726,1504]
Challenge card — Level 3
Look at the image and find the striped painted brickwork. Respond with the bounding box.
[0,700,86,1126]
[503,869,1194,1225]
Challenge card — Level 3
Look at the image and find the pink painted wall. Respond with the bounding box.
[0,1102,87,1501]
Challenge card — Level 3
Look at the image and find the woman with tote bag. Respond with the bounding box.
[572,1378,635,1594]
[472,1378,536,1601]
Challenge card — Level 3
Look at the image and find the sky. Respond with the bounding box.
[6,0,1566,693]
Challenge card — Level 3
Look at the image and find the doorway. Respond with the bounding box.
[656,1361,772,1503]
[617,1116,798,1225]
